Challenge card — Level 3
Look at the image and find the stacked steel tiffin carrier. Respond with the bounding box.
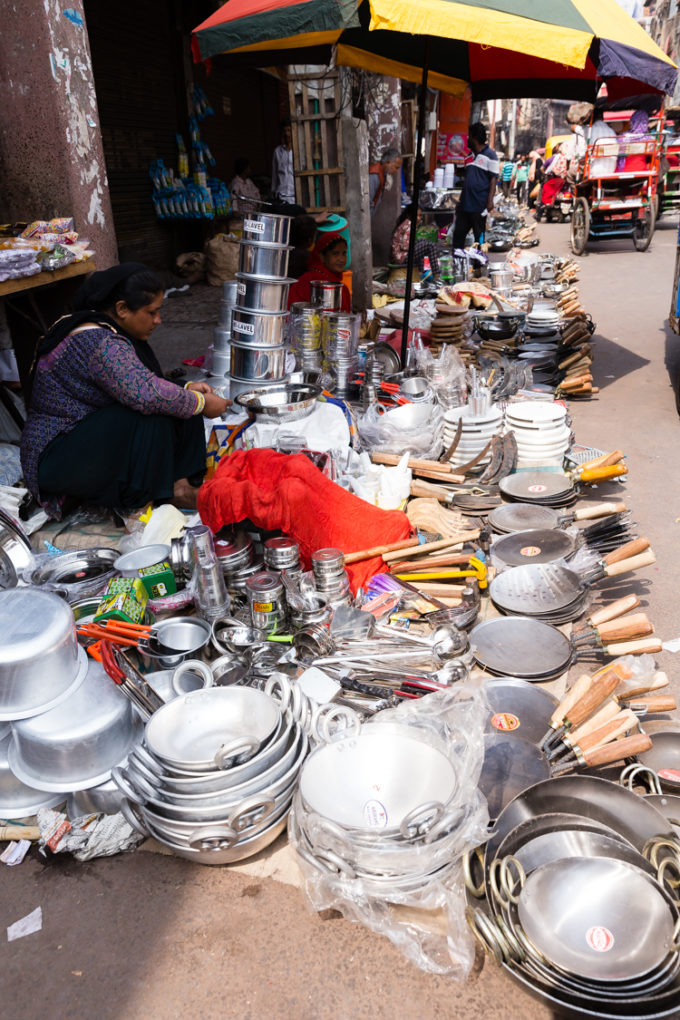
[229,212,294,397]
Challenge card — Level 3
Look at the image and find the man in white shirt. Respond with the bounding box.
[272,119,296,206]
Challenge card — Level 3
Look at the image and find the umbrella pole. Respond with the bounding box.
[400,38,430,366]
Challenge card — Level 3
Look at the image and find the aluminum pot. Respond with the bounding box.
[8,659,134,792]
[129,711,295,793]
[140,616,212,669]
[489,268,514,291]
[229,343,287,382]
[238,241,291,279]
[113,544,170,577]
[0,729,67,819]
[0,587,85,720]
[66,774,127,818]
[298,726,459,838]
[235,273,293,312]
[143,686,282,773]
[242,212,291,245]
[231,307,287,347]
[126,803,290,865]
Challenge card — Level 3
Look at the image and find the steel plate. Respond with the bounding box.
[500,471,575,504]
[493,529,576,566]
[471,616,572,678]
[488,503,562,534]
[479,734,550,819]
[518,857,675,983]
[484,678,558,745]
[490,562,584,616]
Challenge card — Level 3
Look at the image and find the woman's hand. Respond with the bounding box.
[203,392,232,418]
[186,381,214,395]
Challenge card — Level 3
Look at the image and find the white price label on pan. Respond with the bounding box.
[237,282,246,295]
[244,219,265,233]
[233,321,255,335]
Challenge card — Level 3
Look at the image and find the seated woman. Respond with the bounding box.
[229,157,262,217]
[20,262,230,519]
[390,203,440,273]
[287,229,351,310]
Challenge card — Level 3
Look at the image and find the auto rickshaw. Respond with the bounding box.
[570,103,662,255]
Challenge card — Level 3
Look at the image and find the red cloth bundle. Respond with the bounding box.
[197,449,412,592]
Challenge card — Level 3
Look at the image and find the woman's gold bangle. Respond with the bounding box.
[192,391,206,415]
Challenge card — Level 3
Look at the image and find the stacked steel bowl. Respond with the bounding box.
[229,212,293,397]
[320,311,360,398]
[311,548,351,607]
[288,302,323,373]
[209,280,238,379]
[113,686,308,865]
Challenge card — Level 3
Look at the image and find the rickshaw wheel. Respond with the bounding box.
[633,204,656,252]
[570,197,589,255]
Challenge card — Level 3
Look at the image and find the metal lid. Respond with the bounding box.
[245,571,284,598]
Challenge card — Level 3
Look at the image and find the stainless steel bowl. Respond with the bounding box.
[242,212,291,245]
[66,774,127,817]
[229,343,287,382]
[231,307,287,347]
[9,659,134,792]
[0,508,34,576]
[142,617,212,669]
[30,547,118,602]
[0,587,84,720]
[235,273,293,312]
[234,383,321,423]
[238,241,291,279]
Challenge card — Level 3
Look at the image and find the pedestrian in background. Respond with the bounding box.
[500,156,515,197]
[451,122,499,250]
[515,157,530,205]
[369,148,403,217]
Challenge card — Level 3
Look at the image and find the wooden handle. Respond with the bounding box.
[627,695,676,712]
[567,673,621,728]
[605,637,663,656]
[382,532,480,562]
[572,501,628,522]
[371,452,454,474]
[0,824,39,841]
[580,451,625,471]
[549,674,592,728]
[344,538,419,564]
[404,582,467,597]
[409,481,454,501]
[566,698,620,746]
[579,464,628,483]
[604,549,656,578]
[588,595,640,627]
[388,553,473,572]
[583,732,652,768]
[603,537,650,566]
[596,614,653,642]
[577,710,638,756]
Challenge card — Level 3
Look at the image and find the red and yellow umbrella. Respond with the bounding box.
[192,0,677,100]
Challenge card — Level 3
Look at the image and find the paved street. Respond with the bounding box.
[4,219,680,1019]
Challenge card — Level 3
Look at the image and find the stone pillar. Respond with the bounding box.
[0,0,117,268]
[340,116,372,311]
[366,75,402,267]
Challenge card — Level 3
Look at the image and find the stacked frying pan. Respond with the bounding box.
[489,500,635,559]
[465,775,680,1019]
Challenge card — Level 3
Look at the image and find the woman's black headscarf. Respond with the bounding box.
[34,262,163,376]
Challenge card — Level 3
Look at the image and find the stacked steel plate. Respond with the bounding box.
[504,400,571,468]
[229,213,293,397]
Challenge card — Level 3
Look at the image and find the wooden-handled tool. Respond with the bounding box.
[603,536,650,566]
[572,501,628,523]
[344,538,419,564]
[618,671,669,701]
[552,732,652,775]
[539,674,592,747]
[370,452,465,483]
[602,637,663,657]
[602,549,656,579]
[594,613,654,642]
[382,532,480,561]
[626,695,677,714]
[558,698,620,750]
[587,595,640,628]
[580,450,625,471]
[550,709,639,765]
[541,668,622,749]
[578,464,628,484]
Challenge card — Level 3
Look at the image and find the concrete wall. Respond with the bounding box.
[0,0,117,268]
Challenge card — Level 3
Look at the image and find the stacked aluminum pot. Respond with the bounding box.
[246,570,288,635]
[213,529,261,591]
[113,686,308,865]
[229,212,293,397]
[209,280,238,378]
[263,536,300,574]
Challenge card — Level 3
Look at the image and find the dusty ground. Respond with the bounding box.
[4,215,680,1019]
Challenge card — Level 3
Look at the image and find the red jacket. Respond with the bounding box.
[287,229,351,310]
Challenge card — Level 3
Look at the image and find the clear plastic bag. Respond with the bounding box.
[357,401,443,460]
[288,683,490,977]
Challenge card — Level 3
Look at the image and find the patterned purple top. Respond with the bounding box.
[21,326,198,515]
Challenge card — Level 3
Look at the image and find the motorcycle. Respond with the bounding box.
[535,177,574,223]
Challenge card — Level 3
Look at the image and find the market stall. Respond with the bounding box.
[1,204,678,1015]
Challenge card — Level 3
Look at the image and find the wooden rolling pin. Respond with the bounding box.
[382,532,480,561]
[344,538,419,564]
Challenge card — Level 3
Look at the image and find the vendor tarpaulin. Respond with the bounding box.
[192,0,677,101]
[197,449,412,592]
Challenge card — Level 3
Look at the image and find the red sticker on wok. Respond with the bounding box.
[491,712,520,732]
[585,926,615,953]
[527,484,547,493]
[519,546,541,558]
[658,769,680,782]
